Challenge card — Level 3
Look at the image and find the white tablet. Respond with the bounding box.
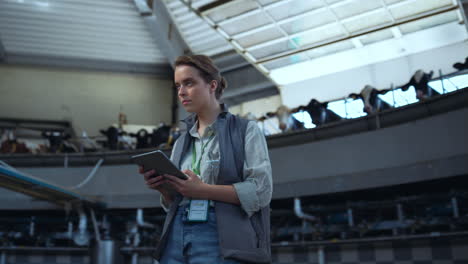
[131,150,188,180]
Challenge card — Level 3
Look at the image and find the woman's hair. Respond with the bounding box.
[174,55,227,100]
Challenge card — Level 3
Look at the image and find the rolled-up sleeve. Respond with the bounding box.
[233,121,273,217]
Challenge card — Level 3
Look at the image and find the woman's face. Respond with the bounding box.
[174,65,215,113]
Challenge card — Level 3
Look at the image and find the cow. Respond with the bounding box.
[42,130,77,153]
[401,70,438,100]
[150,123,171,148]
[158,125,181,149]
[259,105,305,134]
[0,129,30,154]
[130,129,151,149]
[349,85,393,114]
[453,57,468,71]
[100,126,121,150]
[298,99,342,126]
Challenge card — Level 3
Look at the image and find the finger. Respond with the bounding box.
[163,180,180,192]
[143,170,156,180]
[146,175,164,185]
[163,174,184,185]
[147,180,167,189]
[138,166,144,174]
[182,170,197,178]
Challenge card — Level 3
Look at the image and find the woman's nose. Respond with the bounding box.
[177,86,186,96]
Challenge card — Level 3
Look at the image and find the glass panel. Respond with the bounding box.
[343,9,392,33]
[219,11,271,35]
[378,87,418,107]
[327,100,348,118]
[261,53,309,70]
[429,74,468,94]
[384,0,406,4]
[235,26,284,48]
[249,39,297,59]
[206,0,258,23]
[258,0,283,5]
[267,0,325,21]
[359,29,394,45]
[332,0,382,19]
[399,11,457,34]
[325,0,344,4]
[280,10,335,35]
[292,23,344,47]
[306,40,354,59]
[389,0,453,20]
[344,98,366,118]
[292,111,316,129]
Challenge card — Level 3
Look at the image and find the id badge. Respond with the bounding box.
[187,199,209,222]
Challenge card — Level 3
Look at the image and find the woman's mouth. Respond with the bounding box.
[182,100,191,105]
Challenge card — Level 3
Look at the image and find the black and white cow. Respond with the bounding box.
[42,130,76,153]
[261,105,305,133]
[150,123,171,148]
[349,85,393,115]
[401,70,438,100]
[453,57,468,71]
[299,99,342,126]
[100,126,121,150]
[131,129,151,149]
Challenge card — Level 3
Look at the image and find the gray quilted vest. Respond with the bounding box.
[153,108,271,263]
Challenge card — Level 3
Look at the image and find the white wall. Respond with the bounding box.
[229,94,282,118]
[0,65,173,136]
[281,41,468,107]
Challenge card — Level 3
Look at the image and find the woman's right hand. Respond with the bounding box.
[139,166,175,207]
[140,167,168,194]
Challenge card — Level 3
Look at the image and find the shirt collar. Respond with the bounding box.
[189,119,217,139]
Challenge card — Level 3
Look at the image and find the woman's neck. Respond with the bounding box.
[197,102,221,134]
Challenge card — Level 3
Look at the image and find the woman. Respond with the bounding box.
[140,55,272,264]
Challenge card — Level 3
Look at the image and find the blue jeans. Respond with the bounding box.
[160,205,242,264]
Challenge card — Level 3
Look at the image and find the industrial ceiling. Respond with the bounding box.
[0,0,466,103]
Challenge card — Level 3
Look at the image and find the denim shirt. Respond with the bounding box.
[161,120,273,217]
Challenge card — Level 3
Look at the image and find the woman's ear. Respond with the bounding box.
[209,80,218,94]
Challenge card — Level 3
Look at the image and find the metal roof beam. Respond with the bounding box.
[1,52,172,77]
[458,0,468,32]
[133,0,191,66]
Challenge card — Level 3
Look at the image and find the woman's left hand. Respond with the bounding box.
[163,170,208,199]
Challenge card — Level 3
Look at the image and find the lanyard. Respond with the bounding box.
[191,132,215,176]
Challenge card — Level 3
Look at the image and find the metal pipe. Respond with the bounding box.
[29,216,35,237]
[294,198,316,221]
[439,69,446,94]
[136,209,155,228]
[347,208,354,227]
[1,251,6,264]
[64,153,68,168]
[90,208,101,241]
[73,209,89,246]
[70,158,104,189]
[131,253,138,264]
[270,231,468,248]
[68,221,73,239]
[0,247,88,252]
[78,210,87,237]
[452,197,460,218]
[397,203,404,222]
[131,224,141,264]
[318,246,325,264]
